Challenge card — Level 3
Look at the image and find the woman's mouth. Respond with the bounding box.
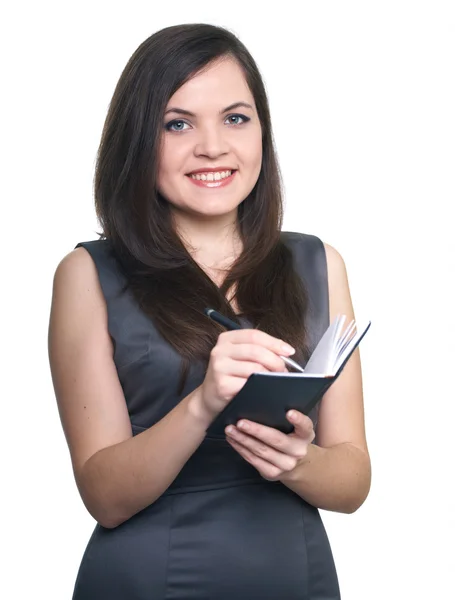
[186,169,237,188]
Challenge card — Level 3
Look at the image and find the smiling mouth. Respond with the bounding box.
[186,170,237,188]
[187,170,235,182]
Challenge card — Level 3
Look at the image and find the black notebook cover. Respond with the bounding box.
[206,321,370,437]
[206,374,334,436]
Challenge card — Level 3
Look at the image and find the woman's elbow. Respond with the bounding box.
[345,466,372,514]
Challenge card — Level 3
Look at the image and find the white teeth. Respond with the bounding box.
[190,170,233,181]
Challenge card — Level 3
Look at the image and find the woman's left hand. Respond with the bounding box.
[225,410,315,481]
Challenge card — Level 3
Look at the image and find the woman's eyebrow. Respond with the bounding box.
[164,101,254,117]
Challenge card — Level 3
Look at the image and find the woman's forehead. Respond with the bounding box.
[166,59,255,113]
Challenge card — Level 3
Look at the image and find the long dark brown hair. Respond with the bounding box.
[94,23,310,391]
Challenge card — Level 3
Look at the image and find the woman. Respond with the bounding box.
[49,23,371,599]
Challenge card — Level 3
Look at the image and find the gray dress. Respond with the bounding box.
[71,231,340,599]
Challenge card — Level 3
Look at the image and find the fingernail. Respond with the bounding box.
[281,344,295,356]
[287,410,297,421]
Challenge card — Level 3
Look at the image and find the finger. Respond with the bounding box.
[226,437,283,481]
[218,329,295,357]
[217,357,270,378]
[225,425,298,472]
[286,411,316,442]
[227,344,288,373]
[232,420,306,458]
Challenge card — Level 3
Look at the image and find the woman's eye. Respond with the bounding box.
[225,114,250,126]
[165,120,190,132]
[165,114,250,132]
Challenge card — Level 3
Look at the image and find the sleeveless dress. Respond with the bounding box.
[71,231,341,600]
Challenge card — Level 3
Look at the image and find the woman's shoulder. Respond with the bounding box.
[51,245,104,310]
[52,239,124,310]
[53,245,96,283]
[280,230,323,247]
[281,231,345,268]
[56,238,120,280]
[281,231,348,299]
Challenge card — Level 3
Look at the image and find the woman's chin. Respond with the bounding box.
[172,202,241,221]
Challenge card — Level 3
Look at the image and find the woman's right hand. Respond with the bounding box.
[195,329,296,423]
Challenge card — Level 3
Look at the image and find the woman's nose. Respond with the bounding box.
[194,126,229,158]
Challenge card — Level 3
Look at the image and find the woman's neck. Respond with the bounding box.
[174,213,243,271]
[173,213,243,311]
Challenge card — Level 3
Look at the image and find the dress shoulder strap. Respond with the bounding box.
[280,231,330,353]
[75,239,126,303]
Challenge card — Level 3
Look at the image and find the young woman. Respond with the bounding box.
[49,23,371,599]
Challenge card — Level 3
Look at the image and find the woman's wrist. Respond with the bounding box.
[185,386,214,430]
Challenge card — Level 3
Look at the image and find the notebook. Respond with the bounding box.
[206,315,371,437]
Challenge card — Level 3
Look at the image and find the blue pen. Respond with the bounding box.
[204,308,305,373]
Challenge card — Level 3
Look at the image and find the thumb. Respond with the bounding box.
[286,410,315,441]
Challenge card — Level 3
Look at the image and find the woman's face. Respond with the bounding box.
[157,58,263,222]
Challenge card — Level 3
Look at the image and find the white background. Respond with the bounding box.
[2,1,454,598]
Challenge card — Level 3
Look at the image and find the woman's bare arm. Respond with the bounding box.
[280,243,371,512]
[49,248,210,529]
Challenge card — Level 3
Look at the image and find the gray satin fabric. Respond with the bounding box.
[72,232,340,599]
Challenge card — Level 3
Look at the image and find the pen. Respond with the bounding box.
[204,308,305,373]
